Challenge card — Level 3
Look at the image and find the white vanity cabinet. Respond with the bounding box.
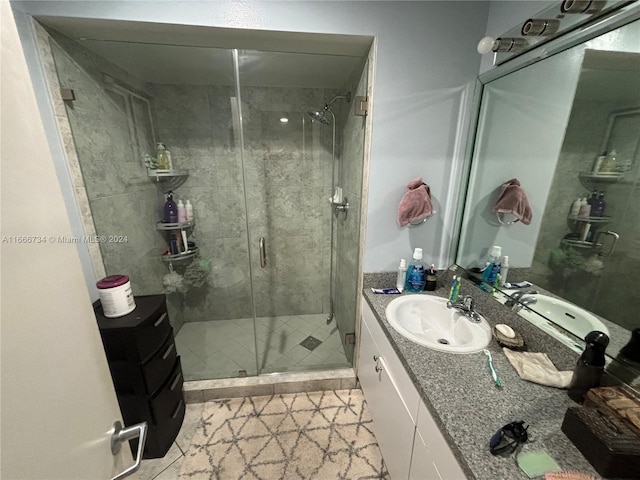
[359,297,467,480]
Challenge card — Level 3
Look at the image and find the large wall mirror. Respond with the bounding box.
[457,4,640,386]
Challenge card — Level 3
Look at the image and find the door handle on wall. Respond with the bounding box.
[259,237,266,268]
[594,230,619,256]
[110,421,148,480]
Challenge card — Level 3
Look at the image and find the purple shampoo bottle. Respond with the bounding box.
[164,191,178,223]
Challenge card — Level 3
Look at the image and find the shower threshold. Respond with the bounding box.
[183,368,357,403]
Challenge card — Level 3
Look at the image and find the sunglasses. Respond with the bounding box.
[489,421,529,456]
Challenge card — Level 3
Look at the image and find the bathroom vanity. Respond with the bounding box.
[358,272,600,479]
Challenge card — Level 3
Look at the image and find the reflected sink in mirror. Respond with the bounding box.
[385,295,492,354]
[501,291,609,349]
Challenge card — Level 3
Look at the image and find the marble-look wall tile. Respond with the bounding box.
[153,84,337,323]
[47,32,167,311]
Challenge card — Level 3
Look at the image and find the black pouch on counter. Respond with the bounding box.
[561,406,640,478]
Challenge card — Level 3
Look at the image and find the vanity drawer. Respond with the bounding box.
[143,330,177,396]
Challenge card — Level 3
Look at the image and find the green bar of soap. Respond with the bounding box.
[516,450,561,478]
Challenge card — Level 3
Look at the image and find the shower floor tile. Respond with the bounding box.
[175,314,349,381]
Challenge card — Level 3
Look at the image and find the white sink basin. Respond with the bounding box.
[385,295,492,354]
[513,294,609,341]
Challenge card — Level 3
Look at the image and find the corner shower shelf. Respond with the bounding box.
[567,215,611,224]
[561,239,603,249]
[156,220,195,231]
[578,172,623,188]
[147,168,189,192]
[161,247,198,264]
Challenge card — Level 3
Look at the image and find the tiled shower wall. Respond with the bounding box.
[149,84,339,322]
[42,28,185,330]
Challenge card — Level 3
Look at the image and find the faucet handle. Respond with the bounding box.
[462,295,474,310]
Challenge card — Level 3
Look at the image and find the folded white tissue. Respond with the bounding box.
[503,348,573,389]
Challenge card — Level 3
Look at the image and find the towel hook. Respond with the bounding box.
[496,212,519,225]
[408,217,429,228]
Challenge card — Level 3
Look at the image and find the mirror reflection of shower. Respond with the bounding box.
[307,92,351,325]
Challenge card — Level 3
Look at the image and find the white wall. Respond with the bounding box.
[12,0,490,273]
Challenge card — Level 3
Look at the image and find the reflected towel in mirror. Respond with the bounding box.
[397,177,436,227]
[492,178,533,225]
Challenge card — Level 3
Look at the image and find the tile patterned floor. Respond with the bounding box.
[131,389,389,480]
[175,314,350,381]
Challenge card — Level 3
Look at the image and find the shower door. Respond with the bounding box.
[236,49,350,374]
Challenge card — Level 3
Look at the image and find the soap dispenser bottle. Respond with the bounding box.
[404,248,426,293]
[164,191,178,223]
[568,330,609,403]
[156,143,170,170]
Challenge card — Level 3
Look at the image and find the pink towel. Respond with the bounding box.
[492,178,532,225]
[397,178,436,227]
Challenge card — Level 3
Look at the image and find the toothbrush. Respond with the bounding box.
[448,275,459,302]
[483,349,502,388]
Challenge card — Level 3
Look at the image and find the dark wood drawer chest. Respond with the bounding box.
[95,294,185,458]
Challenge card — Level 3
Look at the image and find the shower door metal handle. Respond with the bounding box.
[594,230,619,256]
[110,421,147,480]
[259,237,266,268]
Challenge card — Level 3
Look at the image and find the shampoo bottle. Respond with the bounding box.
[177,199,187,223]
[185,200,194,222]
[396,259,407,293]
[570,197,582,216]
[164,191,178,223]
[568,330,609,403]
[404,248,426,293]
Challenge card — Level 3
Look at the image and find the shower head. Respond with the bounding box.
[307,91,351,125]
[307,109,332,125]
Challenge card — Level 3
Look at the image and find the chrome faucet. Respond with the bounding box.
[513,296,538,313]
[505,290,538,309]
[447,295,482,323]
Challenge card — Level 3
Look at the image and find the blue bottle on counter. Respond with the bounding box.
[481,245,502,286]
[404,248,426,293]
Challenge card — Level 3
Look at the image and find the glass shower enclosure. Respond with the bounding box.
[37,21,370,382]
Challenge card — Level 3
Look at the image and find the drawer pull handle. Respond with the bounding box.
[162,343,175,360]
[170,372,182,391]
[373,354,382,373]
[171,400,184,419]
[153,313,167,327]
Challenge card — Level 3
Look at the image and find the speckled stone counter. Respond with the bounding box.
[363,270,599,480]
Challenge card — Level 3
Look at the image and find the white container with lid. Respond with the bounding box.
[96,275,136,318]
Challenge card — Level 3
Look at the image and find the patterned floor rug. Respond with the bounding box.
[179,389,389,480]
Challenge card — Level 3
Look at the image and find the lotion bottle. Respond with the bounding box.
[185,200,194,222]
[499,255,509,287]
[177,199,187,223]
[396,259,407,293]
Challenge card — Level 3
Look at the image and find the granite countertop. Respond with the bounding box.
[363,270,599,480]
